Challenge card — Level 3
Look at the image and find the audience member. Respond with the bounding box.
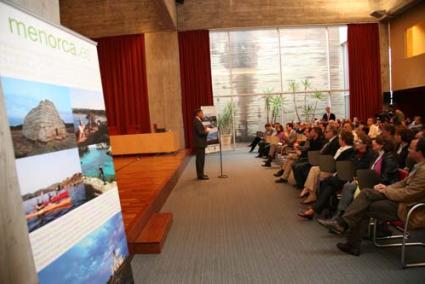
[298,131,356,219]
[322,106,336,122]
[367,117,380,138]
[322,138,425,256]
[395,128,415,169]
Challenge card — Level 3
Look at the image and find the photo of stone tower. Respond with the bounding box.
[22,100,68,142]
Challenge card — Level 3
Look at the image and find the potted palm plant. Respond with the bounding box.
[218,102,234,146]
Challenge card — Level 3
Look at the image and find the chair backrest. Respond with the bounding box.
[356,169,380,189]
[336,161,355,181]
[319,155,336,173]
[308,150,321,166]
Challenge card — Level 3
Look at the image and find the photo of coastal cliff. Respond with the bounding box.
[1,76,77,158]
[16,148,105,233]
[79,144,116,193]
[70,88,109,146]
[38,213,134,284]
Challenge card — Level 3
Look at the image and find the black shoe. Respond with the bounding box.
[275,178,285,183]
[262,162,271,167]
[320,219,346,235]
[317,218,336,228]
[255,155,262,158]
[198,175,209,180]
[274,170,284,177]
[337,242,360,256]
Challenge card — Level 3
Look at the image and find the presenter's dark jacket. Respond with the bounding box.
[193,118,208,148]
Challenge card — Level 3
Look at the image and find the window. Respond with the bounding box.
[210,26,349,142]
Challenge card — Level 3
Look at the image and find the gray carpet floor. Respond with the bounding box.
[131,148,425,284]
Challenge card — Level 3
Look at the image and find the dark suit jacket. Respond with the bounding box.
[396,144,409,169]
[353,149,375,170]
[322,112,336,121]
[320,137,340,156]
[378,152,399,185]
[335,147,356,161]
[193,118,208,148]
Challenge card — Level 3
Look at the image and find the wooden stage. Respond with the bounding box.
[113,149,190,254]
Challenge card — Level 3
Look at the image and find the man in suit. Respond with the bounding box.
[292,125,340,189]
[322,106,336,122]
[193,108,210,180]
[323,138,425,256]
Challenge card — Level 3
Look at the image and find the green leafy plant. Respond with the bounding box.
[301,78,313,121]
[263,88,274,123]
[270,95,285,124]
[311,90,325,121]
[288,80,301,122]
[218,101,235,135]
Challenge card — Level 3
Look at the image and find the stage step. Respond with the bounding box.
[130,212,173,254]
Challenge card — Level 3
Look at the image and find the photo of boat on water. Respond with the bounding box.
[70,88,109,146]
[1,76,77,158]
[38,212,134,284]
[79,143,117,193]
[16,148,101,233]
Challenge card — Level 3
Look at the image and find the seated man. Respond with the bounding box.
[292,125,340,189]
[256,123,275,158]
[323,138,425,256]
[275,127,324,183]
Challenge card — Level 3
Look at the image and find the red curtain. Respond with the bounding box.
[348,24,382,122]
[178,30,214,148]
[96,34,151,135]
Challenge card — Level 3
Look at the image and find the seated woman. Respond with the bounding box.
[319,134,399,224]
[263,123,286,167]
[298,131,357,219]
[299,134,375,220]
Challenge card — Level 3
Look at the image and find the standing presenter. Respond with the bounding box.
[193,108,210,180]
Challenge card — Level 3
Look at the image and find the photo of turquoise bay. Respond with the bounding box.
[38,213,134,284]
[1,76,76,158]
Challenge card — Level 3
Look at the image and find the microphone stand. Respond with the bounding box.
[217,126,228,178]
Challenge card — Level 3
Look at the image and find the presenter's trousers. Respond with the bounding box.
[195,147,206,178]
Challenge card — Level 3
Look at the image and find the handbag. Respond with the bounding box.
[353,178,361,198]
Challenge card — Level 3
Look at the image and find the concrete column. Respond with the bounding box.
[8,0,60,24]
[0,86,38,284]
[145,31,186,148]
[0,1,60,283]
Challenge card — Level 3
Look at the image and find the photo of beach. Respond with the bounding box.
[70,88,109,146]
[79,144,117,194]
[1,76,77,158]
[16,148,101,233]
[38,213,134,284]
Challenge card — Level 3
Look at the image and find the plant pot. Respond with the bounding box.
[220,134,232,146]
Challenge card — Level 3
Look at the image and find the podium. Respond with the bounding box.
[110,131,179,155]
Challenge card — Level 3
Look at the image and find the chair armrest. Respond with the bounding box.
[405,203,425,231]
